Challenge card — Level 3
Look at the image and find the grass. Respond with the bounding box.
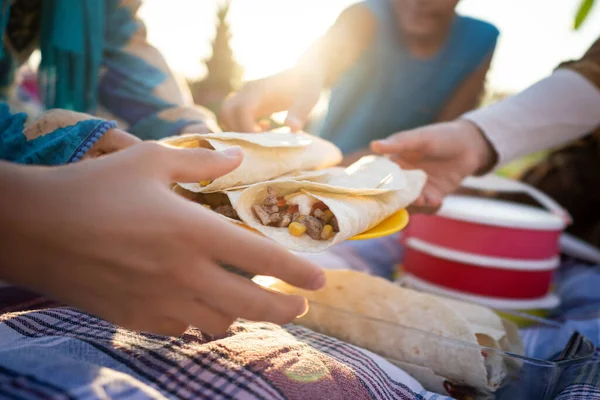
[495,151,549,179]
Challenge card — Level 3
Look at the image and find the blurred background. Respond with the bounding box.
[138,0,599,101]
[136,0,599,176]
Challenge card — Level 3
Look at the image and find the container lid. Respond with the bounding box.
[401,274,561,310]
[406,238,560,271]
[436,195,565,231]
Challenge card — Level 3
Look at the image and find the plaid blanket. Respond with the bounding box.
[0,288,446,400]
[300,236,600,400]
[2,247,600,400]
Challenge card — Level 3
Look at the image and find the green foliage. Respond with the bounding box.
[574,0,595,30]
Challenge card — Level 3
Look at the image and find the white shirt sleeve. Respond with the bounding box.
[461,68,600,167]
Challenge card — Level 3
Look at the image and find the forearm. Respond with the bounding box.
[461,69,600,167]
[0,162,43,283]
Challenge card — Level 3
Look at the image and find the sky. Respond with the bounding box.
[138,0,600,93]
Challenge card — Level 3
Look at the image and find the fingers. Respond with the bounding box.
[406,182,445,215]
[131,142,244,183]
[184,263,308,325]
[371,129,431,157]
[235,105,261,133]
[215,225,325,290]
[85,128,142,158]
[194,214,325,291]
[164,297,236,334]
[220,93,261,133]
[284,88,320,132]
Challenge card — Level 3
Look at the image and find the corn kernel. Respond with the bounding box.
[289,222,307,237]
[199,180,211,187]
[320,224,334,240]
[323,210,334,223]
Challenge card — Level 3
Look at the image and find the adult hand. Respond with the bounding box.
[371,120,497,213]
[220,71,324,133]
[1,142,325,336]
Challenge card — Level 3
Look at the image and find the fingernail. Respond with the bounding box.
[309,269,326,290]
[296,298,309,319]
[222,146,243,158]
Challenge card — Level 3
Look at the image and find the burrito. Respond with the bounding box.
[234,158,427,252]
[162,131,342,193]
[259,270,524,394]
[174,156,426,251]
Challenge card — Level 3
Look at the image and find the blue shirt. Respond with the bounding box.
[317,0,499,153]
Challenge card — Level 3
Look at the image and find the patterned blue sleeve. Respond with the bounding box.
[0,103,116,165]
[98,0,217,140]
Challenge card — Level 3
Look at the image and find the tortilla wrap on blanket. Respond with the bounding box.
[258,270,524,392]
[161,131,342,193]
[234,161,427,252]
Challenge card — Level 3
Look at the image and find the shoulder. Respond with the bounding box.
[359,0,389,24]
[338,2,377,26]
[455,15,499,45]
[332,3,377,40]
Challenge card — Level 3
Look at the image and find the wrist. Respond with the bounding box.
[457,119,498,176]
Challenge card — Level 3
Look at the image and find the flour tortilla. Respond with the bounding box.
[172,184,245,225]
[161,132,342,193]
[235,167,427,252]
[259,270,523,391]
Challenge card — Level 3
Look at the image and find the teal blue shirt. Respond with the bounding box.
[317,0,499,153]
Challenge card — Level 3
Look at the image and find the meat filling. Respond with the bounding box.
[177,191,242,221]
[251,186,340,240]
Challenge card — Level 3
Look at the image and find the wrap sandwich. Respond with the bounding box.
[258,270,524,394]
[234,156,426,252]
[162,131,342,193]
[174,156,427,252]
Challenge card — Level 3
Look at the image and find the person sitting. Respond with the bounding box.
[0,0,219,168]
[221,0,498,164]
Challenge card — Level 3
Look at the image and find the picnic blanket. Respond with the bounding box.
[0,287,446,400]
[1,241,600,399]
[300,235,600,400]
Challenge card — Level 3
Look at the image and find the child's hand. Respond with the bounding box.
[2,142,325,336]
[371,120,497,214]
[220,71,324,133]
[83,128,141,159]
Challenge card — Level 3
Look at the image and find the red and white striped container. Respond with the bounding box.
[402,175,571,300]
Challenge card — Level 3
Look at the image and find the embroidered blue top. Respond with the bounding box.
[316,0,499,154]
[0,0,216,165]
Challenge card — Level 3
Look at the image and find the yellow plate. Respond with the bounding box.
[348,208,410,240]
[497,309,549,328]
[237,208,410,241]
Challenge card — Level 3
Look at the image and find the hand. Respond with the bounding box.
[179,121,216,135]
[220,71,324,133]
[371,120,496,213]
[1,143,325,336]
[83,128,141,159]
[23,110,140,158]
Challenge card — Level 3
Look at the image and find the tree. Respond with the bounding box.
[190,0,243,113]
